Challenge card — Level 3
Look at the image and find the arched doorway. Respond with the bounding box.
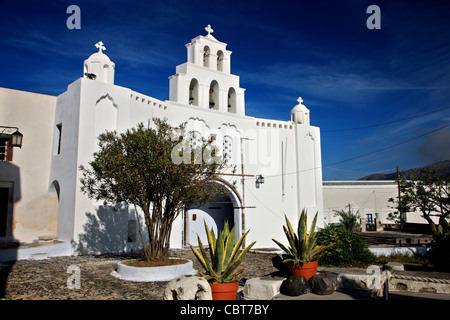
[186,181,242,246]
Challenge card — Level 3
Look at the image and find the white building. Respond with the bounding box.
[0,27,325,255]
[323,181,398,228]
[323,181,440,230]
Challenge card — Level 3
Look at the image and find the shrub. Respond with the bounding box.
[426,221,450,271]
[333,209,361,231]
[316,226,376,267]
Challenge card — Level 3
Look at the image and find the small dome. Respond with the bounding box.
[83,41,115,84]
[290,97,310,125]
[85,51,113,64]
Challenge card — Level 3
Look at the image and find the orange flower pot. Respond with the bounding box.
[209,282,239,300]
[287,260,318,280]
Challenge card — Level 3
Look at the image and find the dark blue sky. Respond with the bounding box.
[1,0,449,180]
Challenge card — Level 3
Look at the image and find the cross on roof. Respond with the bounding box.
[205,24,214,36]
[95,41,106,53]
[297,97,304,104]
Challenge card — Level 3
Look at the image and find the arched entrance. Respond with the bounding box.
[186,181,242,246]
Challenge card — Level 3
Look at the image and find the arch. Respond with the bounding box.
[209,80,219,110]
[188,78,199,106]
[203,46,210,68]
[186,180,242,246]
[48,180,60,201]
[217,50,224,71]
[227,87,237,113]
[94,94,118,139]
[102,64,110,83]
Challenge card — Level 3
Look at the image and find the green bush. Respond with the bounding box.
[427,222,450,271]
[316,226,376,267]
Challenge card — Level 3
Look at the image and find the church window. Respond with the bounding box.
[223,135,233,164]
[209,80,219,110]
[103,64,109,83]
[203,46,210,68]
[227,87,236,113]
[53,123,62,155]
[189,78,199,106]
[217,50,224,71]
[0,139,12,161]
[190,131,203,148]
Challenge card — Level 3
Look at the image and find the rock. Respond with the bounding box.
[163,275,212,300]
[280,275,310,296]
[309,272,338,295]
[385,262,404,272]
[242,277,284,300]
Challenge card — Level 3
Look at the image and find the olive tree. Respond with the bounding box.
[79,119,224,261]
[389,168,449,233]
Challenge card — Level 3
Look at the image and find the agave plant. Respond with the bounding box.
[190,221,256,284]
[273,209,332,266]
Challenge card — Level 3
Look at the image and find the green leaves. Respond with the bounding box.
[190,221,256,284]
[272,209,334,265]
[79,119,226,261]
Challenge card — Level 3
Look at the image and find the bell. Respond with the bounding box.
[209,94,215,108]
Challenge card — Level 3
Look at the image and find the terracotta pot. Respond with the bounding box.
[209,282,239,300]
[287,260,318,280]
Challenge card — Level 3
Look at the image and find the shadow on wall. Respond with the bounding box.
[0,162,21,298]
[73,205,147,255]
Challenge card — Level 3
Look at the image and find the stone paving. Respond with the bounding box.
[1,231,450,300]
[0,249,279,300]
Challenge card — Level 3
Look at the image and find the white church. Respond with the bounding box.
[0,26,325,256]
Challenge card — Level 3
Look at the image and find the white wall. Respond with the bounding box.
[56,76,325,252]
[322,180,439,226]
[0,87,57,243]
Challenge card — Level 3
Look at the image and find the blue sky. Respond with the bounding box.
[1,0,449,180]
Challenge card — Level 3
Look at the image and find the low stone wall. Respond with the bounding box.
[389,274,450,294]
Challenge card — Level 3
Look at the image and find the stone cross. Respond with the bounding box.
[205,24,214,36]
[95,41,106,53]
[297,97,303,104]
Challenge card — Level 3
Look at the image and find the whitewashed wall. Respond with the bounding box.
[0,88,58,243]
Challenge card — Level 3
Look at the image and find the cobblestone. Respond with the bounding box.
[0,249,279,300]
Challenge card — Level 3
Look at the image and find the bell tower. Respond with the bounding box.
[290,97,310,125]
[169,25,245,115]
[83,41,115,85]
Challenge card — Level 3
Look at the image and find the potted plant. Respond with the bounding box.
[272,209,333,280]
[190,221,256,300]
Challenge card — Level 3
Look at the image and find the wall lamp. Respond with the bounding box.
[0,126,23,148]
[256,174,265,188]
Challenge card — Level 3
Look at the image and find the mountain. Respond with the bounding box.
[359,160,450,180]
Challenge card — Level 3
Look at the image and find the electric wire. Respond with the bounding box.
[243,122,450,180]
[322,105,450,132]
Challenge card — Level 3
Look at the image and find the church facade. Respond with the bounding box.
[0,26,324,254]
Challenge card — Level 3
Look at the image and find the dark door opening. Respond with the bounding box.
[0,188,9,237]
